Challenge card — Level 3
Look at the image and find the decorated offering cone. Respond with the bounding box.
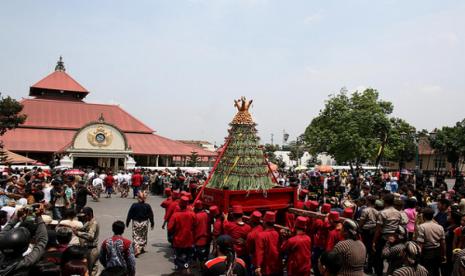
[207,97,275,191]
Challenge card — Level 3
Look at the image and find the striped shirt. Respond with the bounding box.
[333,239,366,276]
[392,265,429,276]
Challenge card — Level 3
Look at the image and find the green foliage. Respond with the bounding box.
[188,151,199,167]
[303,88,392,165]
[0,94,27,136]
[288,135,307,163]
[208,124,275,191]
[383,118,417,168]
[430,120,465,171]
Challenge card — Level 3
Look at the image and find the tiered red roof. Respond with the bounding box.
[2,58,216,157]
[31,70,89,94]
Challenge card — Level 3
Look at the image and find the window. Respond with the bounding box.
[433,156,446,169]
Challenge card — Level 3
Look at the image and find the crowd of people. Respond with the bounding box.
[1,166,465,275]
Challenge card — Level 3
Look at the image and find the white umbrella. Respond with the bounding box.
[295,165,308,171]
[185,168,201,174]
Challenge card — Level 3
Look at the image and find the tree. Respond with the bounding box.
[383,118,417,170]
[287,136,307,165]
[429,120,465,178]
[303,88,392,168]
[0,94,27,136]
[0,94,27,165]
[188,151,199,167]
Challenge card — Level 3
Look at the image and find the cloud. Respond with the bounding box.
[303,12,323,25]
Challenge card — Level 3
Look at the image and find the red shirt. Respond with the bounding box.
[160,197,173,209]
[212,218,223,238]
[168,209,196,248]
[223,220,251,257]
[285,211,295,232]
[281,232,312,276]
[313,219,330,248]
[164,200,179,222]
[131,173,142,187]
[104,175,115,188]
[326,224,343,251]
[194,211,211,246]
[256,228,282,275]
[246,225,264,266]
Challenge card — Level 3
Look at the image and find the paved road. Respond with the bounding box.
[88,194,174,276]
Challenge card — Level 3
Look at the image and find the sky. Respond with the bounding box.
[0,0,464,146]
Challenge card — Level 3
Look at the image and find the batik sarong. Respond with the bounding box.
[132,220,148,253]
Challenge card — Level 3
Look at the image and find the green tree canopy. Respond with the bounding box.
[0,94,27,136]
[303,88,393,166]
[383,117,417,169]
[430,120,465,173]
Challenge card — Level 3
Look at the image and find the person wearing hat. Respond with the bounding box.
[0,206,48,275]
[204,235,247,276]
[281,216,311,276]
[193,200,211,265]
[392,241,428,276]
[160,188,173,215]
[326,211,343,251]
[223,205,252,262]
[75,207,100,275]
[126,191,154,257]
[312,216,330,276]
[246,210,263,272]
[333,219,366,276]
[168,196,196,273]
[210,205,223,256]
[255,211,282,276]
[162,190,180,230]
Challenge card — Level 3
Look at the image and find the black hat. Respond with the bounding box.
[0,227,31,257]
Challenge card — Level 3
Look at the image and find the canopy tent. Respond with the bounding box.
[1,149,37,164]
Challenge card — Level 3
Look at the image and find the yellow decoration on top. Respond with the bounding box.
[231,96,254,125]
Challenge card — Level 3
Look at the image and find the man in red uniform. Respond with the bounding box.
[104,172,115,198]
[209,205,223,256]
[160,188,172,210]
[193,200,211,264]
[255,211,282,276]
[162,190,180,245]
[168,196,196,273]
[246,210,263,272]
[131,169,143,199]
[312,203,331,276]
[325,211,343,251]
[223,205,251,262]
[281,216,311,276]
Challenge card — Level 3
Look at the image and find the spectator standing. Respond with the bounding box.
[99,220,136,276]
[125,192,154,256]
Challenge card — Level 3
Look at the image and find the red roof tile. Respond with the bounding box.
[20,99,154,133]
[31,70,89,94]
[2,128,216,157]
[1,128,75,153]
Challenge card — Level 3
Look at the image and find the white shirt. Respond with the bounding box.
[1,206,16,221]
[42,186,52,203]
[92,177,103,187]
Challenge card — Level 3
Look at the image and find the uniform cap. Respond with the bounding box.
[164,188,172,196]
[209,205,220,216]
[294,216,308,230]
[231,205,243,214]
[179,196,189,207]
[194,200,203,209]
[299,189,309,197]
[342,208,354,218]
[329,211,340,222]
[185,192,193,200]
[250,211,262,222]
[172,191,181,199]
[321,203,331,213]
[310,201,319,211]
[263,211,276,223]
